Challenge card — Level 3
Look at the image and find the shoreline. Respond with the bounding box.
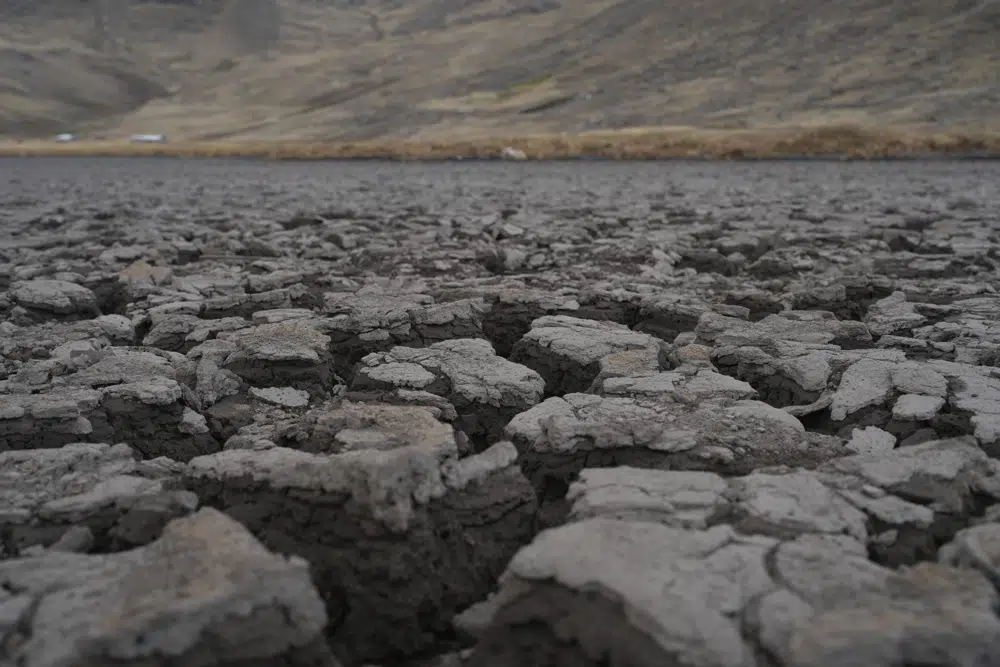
[1,126,999,161]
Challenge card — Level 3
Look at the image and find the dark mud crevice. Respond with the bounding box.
[867,518,945,568]
[722,293,784,322]
[480,309,578,358]
[187,469,537,667]
[712,361,823,409]
[574,297,643,329]
[468,585,677,667]
[884,417,937,443]
[831,333,877,350]
[88,276,131,316]
[867,489,996,568]
[204,395,256,443]
[931,406,976,439]
[807,405,894,438]
[799,400,977,446]
[632,316,699,345]
[841,277,898,320]
[517,443,827,532]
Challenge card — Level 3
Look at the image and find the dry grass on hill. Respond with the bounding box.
[2,126,999,160]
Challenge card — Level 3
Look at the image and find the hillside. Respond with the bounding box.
[1,0,998,141]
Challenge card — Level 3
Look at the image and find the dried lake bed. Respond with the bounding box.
[2,157,1000,667]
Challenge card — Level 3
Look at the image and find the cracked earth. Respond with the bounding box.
[2,157,1000,667]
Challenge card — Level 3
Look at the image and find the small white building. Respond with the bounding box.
[501,146,527,161]
[130,134,168,143]
[55,133,78,142]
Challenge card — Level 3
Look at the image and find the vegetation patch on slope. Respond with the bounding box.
[2,125,999,160]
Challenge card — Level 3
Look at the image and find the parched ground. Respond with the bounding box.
[2,157,1000,667]
[0,0,998,140]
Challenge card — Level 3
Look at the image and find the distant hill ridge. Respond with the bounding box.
[1,0,998,140]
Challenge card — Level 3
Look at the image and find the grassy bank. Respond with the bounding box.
[2,126,999,160]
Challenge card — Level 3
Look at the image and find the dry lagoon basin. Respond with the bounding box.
[2,156,1000,667]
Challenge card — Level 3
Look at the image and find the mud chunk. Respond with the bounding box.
[847,425,896,455]
[0,508,337,667]
[818,436,1000,564]
[565,438,1000,565]
[585,347,663,392]
[597,368,757,403]
[433,287,580,356]
[633,294,739,344]
[939,523,1000,589]
[44,525,95,554]
[890,362,949,396]
[249,386,311,408]
[352,338,544,444]
[232,400,463,457]
[0,388,104,451]
[0,442,193,556]
[246,269,305,293]
[505,393,840,508]
[930,360,1000,451]
[142,313,248,352]
[567,466,869,546]
[822,436,996,507]
[696,310,872,348]
[913,296,1000,366]
[186,403,536,665]
[566,466,729,528]
[252,307,316,324]
[823,357,1000,449]
[671,342,716,369]
[829,358,896,421]
[62,347,177,388]
[321,291,487,375]
[864,291,927,337]
[723,289,784,320]
[69,351,216,461]
[462,519,1000,667]
[714,341,995,447]
[0,349,218,461]
[893,393,946,421]
[711,343,904,409]
[766,547,1000,667]
[460,520,767,667]
[788,283,863,321]
[0,316,134,362]
[874,252,970,280]
[219,320,333,396]
[875,334,956,361]
[727,470,869,542]
[8,279,100,321]
[118,258,173,288]
[201,285,308,319]
[515,404,998,564]
[186,338,244,409]
[510,315,668,394]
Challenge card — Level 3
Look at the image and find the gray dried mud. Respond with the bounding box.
[2,158,1000,666]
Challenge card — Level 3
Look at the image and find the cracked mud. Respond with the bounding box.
[2,158,1000,667]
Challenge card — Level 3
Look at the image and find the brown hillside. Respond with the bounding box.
[0,0,998,141]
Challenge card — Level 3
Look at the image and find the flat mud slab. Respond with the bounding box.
[2,157,1000,667]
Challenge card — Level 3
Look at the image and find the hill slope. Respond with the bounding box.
[1,0,998,140]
